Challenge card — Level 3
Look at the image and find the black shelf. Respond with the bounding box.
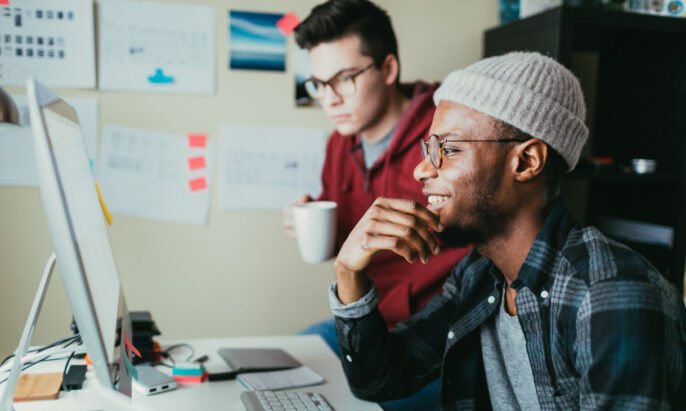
[568,171,683,182]
[485,6,686,293]
[485,6,686,65]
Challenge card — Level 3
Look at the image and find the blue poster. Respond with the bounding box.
[229,10,286,71]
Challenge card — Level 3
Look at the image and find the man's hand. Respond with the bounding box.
[282,194,313,238]
[334,197,443,304]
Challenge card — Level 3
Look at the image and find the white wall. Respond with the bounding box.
[0,0,498,358]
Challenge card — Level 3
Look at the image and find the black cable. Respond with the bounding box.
[60,351,76,392]
[0,334,80,368]
[0,339,83,386]
[0,352,73,385]
[162,343,195,364]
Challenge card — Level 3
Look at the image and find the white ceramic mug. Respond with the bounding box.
[293,201,337,264]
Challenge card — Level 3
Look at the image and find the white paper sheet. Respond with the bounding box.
[0,95,99,186]
[98,125,214,226]
[98,0,216,94]
[219,125,326,210]
[0,0,96,88]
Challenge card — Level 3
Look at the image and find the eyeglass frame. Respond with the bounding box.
[303,63,376,100]
[420,134,528,169]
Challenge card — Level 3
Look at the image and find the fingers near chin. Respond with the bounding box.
[363,234,417,263]
[389,198,440,227]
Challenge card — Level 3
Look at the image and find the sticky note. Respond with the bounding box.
[173,371,208,383]
[123,351,138,381]
[189,177,208,192]
[276,12,300,36]
[172,367,205,376]
[187,156,206,171]
[0,0,9,5]
[188,133,207,148]
[124,332,142,358]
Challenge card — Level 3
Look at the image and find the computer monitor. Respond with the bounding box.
[26,79,133,396]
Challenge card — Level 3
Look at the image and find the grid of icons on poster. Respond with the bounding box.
[0,0,95,88]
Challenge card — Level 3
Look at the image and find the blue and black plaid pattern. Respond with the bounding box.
[335,198,686,410]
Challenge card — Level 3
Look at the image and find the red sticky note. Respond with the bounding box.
[276,12,300,36]
[188,156,206,171]
[189,177,208,192]
[124,332,142,358]
[173,371,208,383]
[188,133,207,148]
[0,0,9,5]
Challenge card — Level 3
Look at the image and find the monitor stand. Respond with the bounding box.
[0,254,58,410]
[0,254,130,410]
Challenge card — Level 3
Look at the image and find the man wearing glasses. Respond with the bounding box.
[283,0,469,408]
[284,0,469,368]
[329,52,686,409]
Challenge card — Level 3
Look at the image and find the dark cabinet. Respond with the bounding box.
[484,6,686,292]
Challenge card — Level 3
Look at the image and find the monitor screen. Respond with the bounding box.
[27,79,132,395]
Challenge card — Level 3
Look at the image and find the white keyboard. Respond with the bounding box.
[240,390,334,411]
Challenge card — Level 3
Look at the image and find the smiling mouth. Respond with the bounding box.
[427,195,449,206]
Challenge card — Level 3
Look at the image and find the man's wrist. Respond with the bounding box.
[334,258,362,279]
[334,258,371,305]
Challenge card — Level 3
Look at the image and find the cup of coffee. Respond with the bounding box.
[293,201,337,264]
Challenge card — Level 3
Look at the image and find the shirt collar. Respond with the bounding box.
[509,197,579,293]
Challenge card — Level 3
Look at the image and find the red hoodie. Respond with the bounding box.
[318,81,471,329]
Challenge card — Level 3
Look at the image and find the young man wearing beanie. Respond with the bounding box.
[282,0,469,392]
[330,51,686,409]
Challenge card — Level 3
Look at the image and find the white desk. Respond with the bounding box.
[2,335,381,410]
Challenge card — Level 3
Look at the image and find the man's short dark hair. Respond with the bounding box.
[295,0,399,72]
[494,119,567,200]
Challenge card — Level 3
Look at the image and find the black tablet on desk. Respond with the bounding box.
[218,348,301,373]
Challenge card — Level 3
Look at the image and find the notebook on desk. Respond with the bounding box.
[218,348,301,373]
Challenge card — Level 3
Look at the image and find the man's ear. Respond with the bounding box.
[382,54,399,86]
[511,139,547,182]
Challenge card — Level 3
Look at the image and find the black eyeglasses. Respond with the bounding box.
[303,63,375,100]
[421,134,527,169]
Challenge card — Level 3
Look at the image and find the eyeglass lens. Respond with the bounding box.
[304,64,373,100]
[419,137,443,169]
[306,76,355,99]
[429,136,442,168]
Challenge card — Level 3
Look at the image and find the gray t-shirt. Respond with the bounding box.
[480,286,541,411]
[360,127,394,169]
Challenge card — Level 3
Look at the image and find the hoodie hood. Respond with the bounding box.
[385,81,440,159]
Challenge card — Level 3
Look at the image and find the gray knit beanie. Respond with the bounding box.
[434,52,588,170]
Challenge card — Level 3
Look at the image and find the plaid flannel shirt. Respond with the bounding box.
[331,198,686,410]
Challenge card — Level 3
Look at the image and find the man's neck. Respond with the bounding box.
[476,201,551,285]
[359,86,410,144]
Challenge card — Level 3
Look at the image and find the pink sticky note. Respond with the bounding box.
[124,332,142,358]
[188,133,207,148]
[189,177,208,192]
[276,12,300,36]
[0,0,9,5]
[188,156,207,171]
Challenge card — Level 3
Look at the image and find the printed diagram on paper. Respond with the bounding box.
[98,125,214,226]
[0,0,96,88]
[98,0,215,94]
[219,126,326,210]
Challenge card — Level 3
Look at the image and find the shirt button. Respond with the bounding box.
[447,330,455,339]
[345,354,352,363]
[487,295,496,304]
[540,290,549,299]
